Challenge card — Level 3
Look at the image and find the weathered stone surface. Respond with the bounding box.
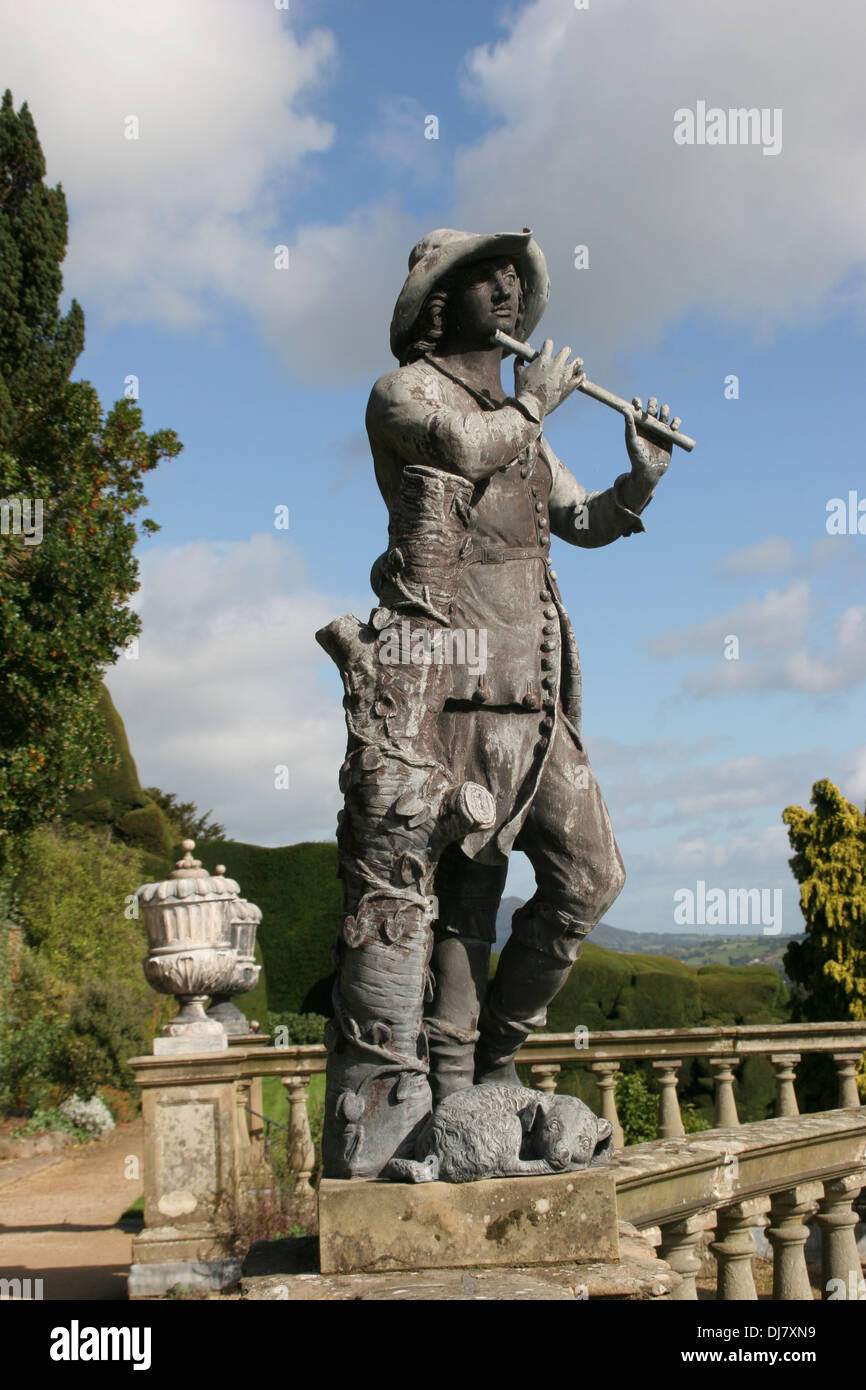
[128,1257,241,1298]
[234,1222,677,1300]
[153,1032,227,1055]
[318,1167,618,1274]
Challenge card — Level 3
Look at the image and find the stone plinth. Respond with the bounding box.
[318,1168,618,1275]
[230,1222,677,1300]
[127,1051,275,1297]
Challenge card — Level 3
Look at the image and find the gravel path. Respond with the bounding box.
[0,1120,143,1301]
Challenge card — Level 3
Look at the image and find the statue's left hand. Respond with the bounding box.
[624,397,675,487]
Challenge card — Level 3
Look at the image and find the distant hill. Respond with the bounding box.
[591,923,800,976]
[496,899,799,976]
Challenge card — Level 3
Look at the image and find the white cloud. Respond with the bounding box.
[453,0,866,365]
[7,0,864,385]
[647,580,812,659]
[671,601,866,697]
[718,538,796,576]
[2,0,337,329]
[104,533,369,847]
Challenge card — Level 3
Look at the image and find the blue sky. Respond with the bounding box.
[3,0,865,932]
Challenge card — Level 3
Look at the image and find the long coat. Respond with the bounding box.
[366,356,650,864]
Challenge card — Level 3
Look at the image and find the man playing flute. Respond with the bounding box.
[365,228,676,1103]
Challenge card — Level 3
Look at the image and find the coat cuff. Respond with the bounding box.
[612,473,650,534]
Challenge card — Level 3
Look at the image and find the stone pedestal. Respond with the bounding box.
[128,1053,274,1297]
[318,1168,618,1275]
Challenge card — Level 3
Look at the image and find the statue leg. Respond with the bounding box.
[427,846,505,1103]
[475,718,625,1084]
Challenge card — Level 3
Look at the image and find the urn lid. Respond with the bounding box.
[137,840,241,905]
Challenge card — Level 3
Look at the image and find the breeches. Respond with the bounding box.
[433,709,625,964]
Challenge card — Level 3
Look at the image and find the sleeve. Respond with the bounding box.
[543,438,654,550]
[366,367,545,482]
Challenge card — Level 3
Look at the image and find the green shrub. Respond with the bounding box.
[193,840,341,1014]
[680,1101,711,1133]
[12,1105,93,1144]
[1,823,165,1115]
[62,979,149,1096]
[1,1015,69,1112]
[615,1068,658,1145]
[268,1011,328,1046]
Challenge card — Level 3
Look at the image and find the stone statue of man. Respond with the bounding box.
[365,228,675,1104]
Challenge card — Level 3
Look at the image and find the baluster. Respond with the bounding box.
[770,1053,800,1117]
[711,1197,770,1300]
[652,1059,685,1139]
[234,1081,251,1150]
[815,1172,866,1298]
[709,1058,740,1127]
[282,1073,315,1196]
[658,1212,713,1300]
[530,1063,561,1096]
[766,1183,822,1300]
[591,1062,624,1149]
[832,1053,862,1109]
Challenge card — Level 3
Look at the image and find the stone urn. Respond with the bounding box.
[138,840,239,1053]
[206,866,263,1036]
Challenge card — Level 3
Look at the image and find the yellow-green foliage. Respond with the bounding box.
[783,779,866,1023]
[15,822,155,1002]
[2,822,168,1111]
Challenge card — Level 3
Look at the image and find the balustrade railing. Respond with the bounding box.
[129,1021,866,1300]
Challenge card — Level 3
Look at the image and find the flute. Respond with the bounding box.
[494,329,696,453]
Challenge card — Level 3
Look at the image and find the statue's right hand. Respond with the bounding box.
[514,339,585,419]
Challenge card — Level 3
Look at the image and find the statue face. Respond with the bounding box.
[447,256,521,349]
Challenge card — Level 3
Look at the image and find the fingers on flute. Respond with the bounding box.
[659,403,671,423]
[671,417,681,431]
[631,396,643,414]
[647,397,659,418]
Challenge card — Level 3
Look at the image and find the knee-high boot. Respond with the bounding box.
[425,935,491,1105]
[474,936,574,1086]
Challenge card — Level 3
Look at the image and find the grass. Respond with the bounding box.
[260,1071,325,1130]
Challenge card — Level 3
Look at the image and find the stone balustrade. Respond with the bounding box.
[128,1021,865,1298]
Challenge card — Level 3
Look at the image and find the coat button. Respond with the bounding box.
[549,570,558,580]
[540,716,554,732]
[539,590,551,601]
[535,501,543,513]
[540,656,554,670]
[520,466,529,478]
[541,639,557,652]
[543,622,558,635]
[542,675,556,688]
[544,606,557,619]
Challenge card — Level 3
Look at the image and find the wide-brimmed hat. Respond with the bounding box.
[390,228,549,360]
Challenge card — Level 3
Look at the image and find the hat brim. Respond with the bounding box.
[390,231,549,360]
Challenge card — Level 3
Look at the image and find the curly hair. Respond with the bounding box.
[400,264,526,366]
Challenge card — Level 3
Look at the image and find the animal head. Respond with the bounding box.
[535,1095,614,1169]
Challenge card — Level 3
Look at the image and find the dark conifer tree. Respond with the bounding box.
[0,91,182,872]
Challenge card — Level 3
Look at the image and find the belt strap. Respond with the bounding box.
[462,545,550,565]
